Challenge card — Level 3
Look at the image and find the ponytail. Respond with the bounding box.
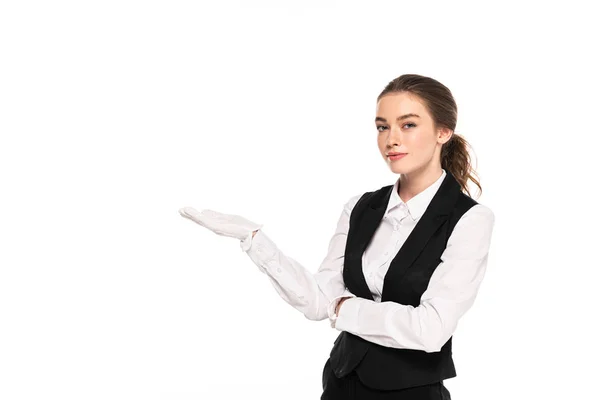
[441,133,481,198]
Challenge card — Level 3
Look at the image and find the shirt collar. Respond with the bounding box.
[385,169,447,221]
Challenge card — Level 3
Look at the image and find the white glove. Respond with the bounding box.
[178,207,263,241]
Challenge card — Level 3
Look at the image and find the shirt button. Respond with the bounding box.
[277,268,282,273]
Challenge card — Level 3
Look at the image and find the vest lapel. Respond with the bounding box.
[382,171,461,298]
[345,171,462,302]
[345,187,393,301]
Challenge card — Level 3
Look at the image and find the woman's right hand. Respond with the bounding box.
[178,207,263,241]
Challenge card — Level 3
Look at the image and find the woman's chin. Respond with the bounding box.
[387,160,408,174]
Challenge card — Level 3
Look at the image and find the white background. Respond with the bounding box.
[1,1,599,399]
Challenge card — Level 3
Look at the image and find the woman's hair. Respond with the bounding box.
[377,74,482,198]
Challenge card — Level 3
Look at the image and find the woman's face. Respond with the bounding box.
[376,92,451,175]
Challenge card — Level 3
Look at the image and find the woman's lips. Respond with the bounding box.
[388,153,407,160]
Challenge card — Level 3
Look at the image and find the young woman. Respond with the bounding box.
[179,74,495,399]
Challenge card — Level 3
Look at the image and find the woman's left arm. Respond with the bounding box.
[333,204,496,353]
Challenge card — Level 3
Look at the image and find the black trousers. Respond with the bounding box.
[321,358,451,400]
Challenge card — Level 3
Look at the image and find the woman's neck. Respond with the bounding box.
[398,167,443,203]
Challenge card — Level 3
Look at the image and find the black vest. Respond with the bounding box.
[328,170,477,390]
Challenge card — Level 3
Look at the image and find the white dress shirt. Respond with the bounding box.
[241,169,495,353]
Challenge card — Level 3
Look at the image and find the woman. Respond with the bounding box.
[179,74,495,399]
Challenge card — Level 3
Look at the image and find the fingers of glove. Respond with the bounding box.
[179,208,261,239]
[195,209,257,232]
[179,207,228,223]
[178,208,224,233]
[200,209,251,226]
[179,207,206,223]
[179,207,239,234]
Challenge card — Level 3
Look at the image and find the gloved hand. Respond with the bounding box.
[178,207,263,241]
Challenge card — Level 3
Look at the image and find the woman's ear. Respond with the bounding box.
[437,127,453,144]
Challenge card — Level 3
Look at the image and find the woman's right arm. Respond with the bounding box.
[241,194,362,321]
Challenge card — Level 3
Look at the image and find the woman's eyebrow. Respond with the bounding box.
[375,113,421,123]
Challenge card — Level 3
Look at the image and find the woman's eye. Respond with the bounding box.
[377,123,415,132]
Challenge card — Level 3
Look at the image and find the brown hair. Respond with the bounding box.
[377,74,482,198]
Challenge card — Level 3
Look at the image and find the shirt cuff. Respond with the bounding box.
[241,228,282,276]
[240,229,255,252]
[327,291,357,328]
[332,296,362,332]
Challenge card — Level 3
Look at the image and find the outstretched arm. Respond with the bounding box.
[180,194,362,322]
[240,194,362,321]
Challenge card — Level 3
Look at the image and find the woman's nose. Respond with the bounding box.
[386,127,403,147]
